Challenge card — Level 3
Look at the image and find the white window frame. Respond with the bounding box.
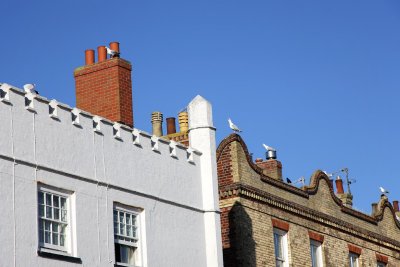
[273,228,288,267]
[37,185,73,254]
[349,252,359,267]
[114,204,143,267]
[310,239,323,267]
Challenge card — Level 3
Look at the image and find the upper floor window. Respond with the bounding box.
[114,205,143,267]
[38,186,71,253]
[310,239,323,267]
[377,262,386,267]
[273,228,288,267]
[349,253,359,267]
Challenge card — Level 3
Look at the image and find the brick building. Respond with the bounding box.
[217,133,400,267]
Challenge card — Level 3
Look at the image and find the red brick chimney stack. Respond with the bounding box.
[255,158,283,181]
[74,42,134,127]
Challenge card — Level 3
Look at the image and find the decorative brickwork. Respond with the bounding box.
[271,218,289,231]
[308,230,324,243]
[164,131,189,147]
[217,133,400,267]
[74,57,133,127]
[348,243,362,255]
[376,253,389,264]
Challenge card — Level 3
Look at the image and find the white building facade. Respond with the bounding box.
[0,84,223,267]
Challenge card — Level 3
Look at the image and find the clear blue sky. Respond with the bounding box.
[2,0,400,214]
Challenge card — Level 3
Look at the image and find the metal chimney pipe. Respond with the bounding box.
[266,150,277,160]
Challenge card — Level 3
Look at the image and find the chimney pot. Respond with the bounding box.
[97,46,107,62]
[255,158,263,163]
[335,176,344,194]
[266,150,277,160]
[85,49,95,65]
[151,112,163,137]
[109,42,120,54]
[178,111,189,132]
[166,117,177,135]
[393,201,399,212]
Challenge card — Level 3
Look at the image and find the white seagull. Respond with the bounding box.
[23,83,38,94]
[228,118,242,133]
[105,46,120,58]
[263,144,276,152]
[380,186,389,194]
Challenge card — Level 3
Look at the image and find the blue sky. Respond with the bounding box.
[2,0,400,213]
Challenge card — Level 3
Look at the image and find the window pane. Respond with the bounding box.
[120,223,125,235]
[117,244,135,264]
[45,231,51,243]
[39,204,44,217]
[60,234,65,247]
[126,214,131,225]
[127,225,132,237]
[53,233,59,245]
[46,207,52,219]
[53,223,59,233]
[39,230,44,243]
[119,212,124,224]
[60,198,67,209]
[38,192,44,204]
[113,210,118,222]
[274,233,282,258]
[46,194,52,205]
[54,208,60,220]
[53,196,59,208]
[61,210,67,222]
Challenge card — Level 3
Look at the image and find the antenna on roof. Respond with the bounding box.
[327,167,356,194]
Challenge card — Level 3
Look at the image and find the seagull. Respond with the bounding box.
[105,46,120,58]
[263,144,276,152]
[23,83,39,94]
[286,177,292,184]
[380,186,389,194]
[228,118,242,133]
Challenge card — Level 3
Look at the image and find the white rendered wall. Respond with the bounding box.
[0,86,220,267]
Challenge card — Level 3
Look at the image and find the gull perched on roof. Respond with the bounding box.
[23,83,38,94]
[380,186,389,195]
[263,144,276,152]
[228,118,242,133]
[105,46,120,58]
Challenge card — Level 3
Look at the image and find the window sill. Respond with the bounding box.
[38,248,82,264]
